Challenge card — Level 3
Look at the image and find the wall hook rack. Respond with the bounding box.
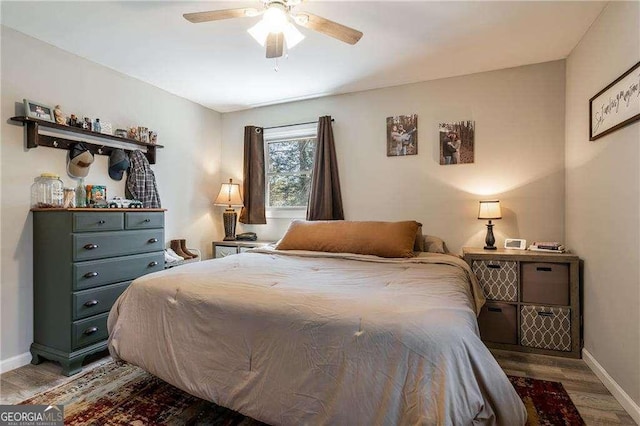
[10,116,164,164]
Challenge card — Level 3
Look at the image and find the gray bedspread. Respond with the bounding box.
[108,249,526,425]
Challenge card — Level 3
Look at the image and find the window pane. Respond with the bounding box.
[268,174,312,207]
[268,139,316,174]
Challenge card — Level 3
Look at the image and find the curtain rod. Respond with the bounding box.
[263,118,335,130]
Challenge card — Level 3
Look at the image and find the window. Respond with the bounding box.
[264,124,317,209]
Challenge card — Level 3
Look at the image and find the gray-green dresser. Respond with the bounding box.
[31,208,165,375]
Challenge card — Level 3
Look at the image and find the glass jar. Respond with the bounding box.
[63,187,76,208]
[30,173,64,208]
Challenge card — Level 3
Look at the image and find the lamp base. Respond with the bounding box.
[484,220,497,250]
[222,208,237,241]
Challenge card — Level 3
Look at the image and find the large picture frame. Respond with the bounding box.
[23,99,55,123]
[589,61,640,141]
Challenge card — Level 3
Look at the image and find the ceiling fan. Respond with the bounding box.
[183,0,363,59]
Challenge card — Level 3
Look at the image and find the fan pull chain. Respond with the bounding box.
[274,57,279,72]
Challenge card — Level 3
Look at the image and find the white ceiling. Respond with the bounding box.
[1,1,606,113]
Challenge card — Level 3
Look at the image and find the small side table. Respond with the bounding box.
[462,247,581,358]
[213,240,274,259]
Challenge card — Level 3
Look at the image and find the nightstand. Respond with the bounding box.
[462,247,582,358]
[212,240,274,258]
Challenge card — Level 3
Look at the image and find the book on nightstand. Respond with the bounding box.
[529,241,566,253]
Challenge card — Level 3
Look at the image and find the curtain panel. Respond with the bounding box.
[307,116,345,221]
[239,126,267,224]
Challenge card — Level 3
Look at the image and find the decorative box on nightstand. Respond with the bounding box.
[213,240,274,258]
[462,247,582,358]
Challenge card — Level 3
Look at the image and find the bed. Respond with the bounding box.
[108,239,526,425]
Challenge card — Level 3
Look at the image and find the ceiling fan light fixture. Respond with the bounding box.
[282,22,304,49]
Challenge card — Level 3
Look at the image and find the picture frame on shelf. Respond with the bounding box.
[589,61,640,141]
[23,99,55,123]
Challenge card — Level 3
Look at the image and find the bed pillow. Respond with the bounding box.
[276,220,420,258]
[424,235,446,253]
[414,225,425,251]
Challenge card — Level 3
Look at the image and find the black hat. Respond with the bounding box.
[67,143,94,178]
[109,149,130,181]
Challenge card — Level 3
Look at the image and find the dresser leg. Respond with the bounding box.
[30,351,42,365]
[60,359,84,377]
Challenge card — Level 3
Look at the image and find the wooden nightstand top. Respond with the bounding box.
[462,247,579,261]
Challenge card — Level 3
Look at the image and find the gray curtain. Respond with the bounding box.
[239,126,266,224]
[307,116,344,221]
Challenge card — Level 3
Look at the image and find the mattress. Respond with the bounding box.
[108,248,526,425]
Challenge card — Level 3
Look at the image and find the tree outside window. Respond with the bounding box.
[266,137,316,208]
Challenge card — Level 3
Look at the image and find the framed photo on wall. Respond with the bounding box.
[589,61,640,141]
[386,114,418,156]
[23,99,55,123]
[439,121,475,165]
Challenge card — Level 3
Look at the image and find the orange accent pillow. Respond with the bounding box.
[276,220,420,258]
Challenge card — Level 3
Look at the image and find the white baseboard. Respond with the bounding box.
[583,349,640,425]
[0,352,31,374]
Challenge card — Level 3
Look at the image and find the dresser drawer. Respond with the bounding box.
[73,252,163,290]
[73,229,164,261]
[72,281,130,320]
[215,245,239,258]
[125,212,164,229]
[478,302,517,344]
[521,305,571,352]
[522,263,569,305]
[472,260,518,302]
[72,313,109,350]
[73,212,124,232]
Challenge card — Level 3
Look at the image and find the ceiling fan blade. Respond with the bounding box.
[266,33,284,58]
[294,13,363,45]
[183,8,259,23]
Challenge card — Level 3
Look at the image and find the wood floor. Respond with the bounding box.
[0,349,636,425]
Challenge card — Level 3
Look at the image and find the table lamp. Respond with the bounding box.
[478,200,501,250]
[214,178,244,241]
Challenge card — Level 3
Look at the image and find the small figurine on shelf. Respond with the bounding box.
[127,127,139,140]
[93,118,101,133]
[138,126,149,143]
[67,114,79,127]
[83,117,92,131]
[54,105,65,125]
[149,131,158,144]
[114,129,127,138]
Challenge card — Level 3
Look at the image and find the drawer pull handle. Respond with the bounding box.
[488,307,503,313]
[83,271,99,278]
[84,300,99,307]
[487,264,501,269]
[84,243,99,250]
[537,311,554,317]
[536,267,552,272]
[97,220,106,224]
[148,261,159,267]
[148,238,158,243]
[144,218,151,223]
[84,326,99,335]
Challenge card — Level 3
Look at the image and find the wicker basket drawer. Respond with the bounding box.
[472,260,518,301]
[478,302,517,344]
[521,305,571,351]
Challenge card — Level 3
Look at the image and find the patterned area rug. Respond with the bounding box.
[21,362,584,425]
[509,376,585,425]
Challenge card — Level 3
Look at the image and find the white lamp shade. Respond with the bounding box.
[214,181,244,207]
[478,200,502,219]
[282,22,305,49]
[248,20,269,46]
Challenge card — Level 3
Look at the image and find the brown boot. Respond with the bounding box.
[170,240,192,259]
[180,239,198,259]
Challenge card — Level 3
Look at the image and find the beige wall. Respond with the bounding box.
[0,27,223,367]
[565,2,640,407]
[222,61,567,253]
